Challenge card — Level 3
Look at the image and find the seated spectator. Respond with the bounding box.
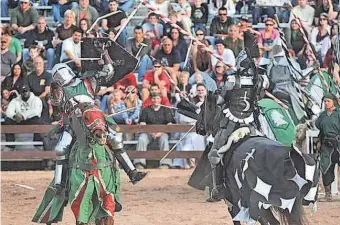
[60,28,82,71]
[142,60,171,101]
[101,0,127,46]
[311,13,332,65]
[150,0,171,17]
[257,18,280,58]
[289,0,315,37]
[1,0,19,17]
[330,22,338,45]
[189,71,218,92]
[22,44,43,76]
[296,44,318,69]
[142,13,164,49]
[210,7,233,39]
[169,27,188,67]
[50,0,78,26]
[107,89,128,124]
[171,0,192,34]
[178,71,192,94]
[163,12,184,37]
[2,84,43,152]
[314,0,339,25]
[235,0,254,14]
[1,37,17,79]
[155,38,181,85]
[53,10,77,64]
[277,3,291,23]
[211,61,228,88]
[210,39,235,71]
[209,0,236,18]
[23,16,55,70]
[114,72,138,91]
[25,56,52,124]
[124,85,142,125]
[222,25,244,57]
[143,83,171,109]
[237,16,260,39]
[192,28,211,73]
[1,63,25,99]
[118,0,135,11]
[252,4,276,25]
[126,26,153,81]
[1,89,11,117]
[10,0,39,38]
[79,18,92,37]
[191,0,209,31]
[72,0,99,26]
[134,92,175,169]
[1,25,22,62]
[192,83,207,105]
[289,19,306,57]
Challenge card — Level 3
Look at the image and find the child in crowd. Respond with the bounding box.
[22,45,43,75]
[124,86,142,125]
[178,71,192,94]
[108,89,129,124]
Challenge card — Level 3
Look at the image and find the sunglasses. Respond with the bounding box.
[196,33,204,36]
[154,65,162,68]
[20,2,29,4]
[219,13,227,16]
[1,41,6,44]
[265,23,274,26]
[126,91,136,94]
[320,18,327,21]
[216,65,223,68]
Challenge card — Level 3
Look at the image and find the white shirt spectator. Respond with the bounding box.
[60,37,81,62]
[211,49,236,68]
[289,4,315,37]
[5,92,42,120]
[311,25,331,63]
[150,0,171,17]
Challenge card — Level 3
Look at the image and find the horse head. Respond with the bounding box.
[80,104,108,145]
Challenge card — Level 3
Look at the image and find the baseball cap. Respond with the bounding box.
[19,85,30,93]
[240,16,249,22]
[215,39,224,46]
[153,59,162,67]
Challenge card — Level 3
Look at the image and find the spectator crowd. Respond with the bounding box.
[1,0,339,169]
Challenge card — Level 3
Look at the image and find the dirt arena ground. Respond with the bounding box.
[1,169,340,225]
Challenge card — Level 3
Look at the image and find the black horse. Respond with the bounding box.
[188,93,319,225]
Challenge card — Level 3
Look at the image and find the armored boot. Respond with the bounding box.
[114,149,148,184]
[210,164,225,201]
[325,185,332,202]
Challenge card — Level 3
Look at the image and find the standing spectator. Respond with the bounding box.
[107,89,128,124]
[192,28,211,73]
[10,0,39,38]
[23,16,55,70]
[25,56,52,123]
[169,27,188,66]
[222,25,244,57]
[210,7,233,39]
[101,0,127,46]
[2,85,43,152]
[124,85,142,125]
[1,63,25,98]
[191,0,209,31]
[155,38,181,86]
[1,37,17,79]
[315,93,340,202]
[143,83,171,109]
[311,13,332,65]
[289,19,306,56]
[134,92,175,169]
[1,25,22,62]
[257,18,280,58]
[50,0,78,25]
[60,28,82,71]
[289,0,315,37]
[142,60,171,101]
[210,39,235,71]
[72,0,99,26]
[126,26,153,81]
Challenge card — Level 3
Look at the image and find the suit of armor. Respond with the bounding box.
[50,63,146,188]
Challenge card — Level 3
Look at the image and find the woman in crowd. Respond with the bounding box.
[1,63,24,101]
[169,27,188,64]
[311,13,331,65]
[211,61,228,88]
[124,85,142,125]
[192,28,211,73]
[257,18,280,58]
[79,18,93,38]
[1,25,22,62]
[289,19,306,57]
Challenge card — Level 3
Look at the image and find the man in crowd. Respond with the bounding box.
[1,36,17,78]
[142,60,171,102]
[142,83,171,109]
[25,56,52,124]
[72,0,99,25]
[315,93,340,202]
[222,25,244,57]
[155,38,181,86]
[210,7,233,40]
[134,92,175,169]
[3,85,43,152]
[60,28,82,71]
[210,39,235,71]
[126,26,153,81]
[23,16,55,70]
[10,0,39,38]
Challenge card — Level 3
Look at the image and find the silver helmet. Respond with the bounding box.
[51,63,76,87]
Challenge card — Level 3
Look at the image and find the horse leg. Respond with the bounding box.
[227,206,241,225]
[259,209,280,225]
[95,216,114,225]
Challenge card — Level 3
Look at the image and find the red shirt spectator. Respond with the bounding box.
[114,72,138,92]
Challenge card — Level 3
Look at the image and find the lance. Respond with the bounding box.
[106,107,137,118]
[264,90,289,110]
[140,0,235,70]
[64,58,102,64]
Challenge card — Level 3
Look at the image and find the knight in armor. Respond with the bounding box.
[50,62,147,190]
[201,49,269,200]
